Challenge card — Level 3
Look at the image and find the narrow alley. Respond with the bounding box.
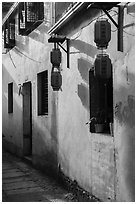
[2,149,77,202]
[2,2,135,202]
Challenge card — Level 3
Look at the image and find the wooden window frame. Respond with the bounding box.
[37,70,48,116]
[8,83,13,113]
[89,69,113,134]
[18,2,44,36]
[4,19,15,49]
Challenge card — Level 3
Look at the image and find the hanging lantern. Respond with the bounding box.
[50,48,61,67]
[94,54,112,79]
[94,19,111,49]
[50,47,62,91]
[51,67,62,91]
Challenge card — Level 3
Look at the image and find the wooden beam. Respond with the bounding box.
[118,5,124,52]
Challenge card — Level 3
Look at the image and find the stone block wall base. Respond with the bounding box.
[58,169,101,202]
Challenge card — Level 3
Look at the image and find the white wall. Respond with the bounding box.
[2,3,59,171]
[2,2,135,201]
[57,4,135,201]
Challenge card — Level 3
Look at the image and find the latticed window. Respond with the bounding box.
[37,71,48,116]
[5,28,9,44]
[26,3,38,22]
[19,3,25,29]
[4,19,15,48]
[8,83,13,113]
[18,2,44,35]
[9,21,15,40]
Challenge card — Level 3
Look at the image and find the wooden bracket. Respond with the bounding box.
[57,39,70,68]
[48,35,70,68]
[101,5,124,52]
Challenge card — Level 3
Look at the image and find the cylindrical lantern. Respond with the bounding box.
[51,67,62,91]
[94,54,112,79]
[94,19,111,49]
[50,48,61,67]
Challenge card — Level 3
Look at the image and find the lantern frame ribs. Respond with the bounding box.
[100,5,124,52]
[48,35,70,68]
[90,3,123,52]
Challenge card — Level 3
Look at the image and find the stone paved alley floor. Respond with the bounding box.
[2,149,77,202]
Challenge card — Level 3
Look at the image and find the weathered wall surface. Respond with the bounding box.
[2,57,23,155]
[110,4,135,201]
[57,3,135,202]
[2,3,59,172]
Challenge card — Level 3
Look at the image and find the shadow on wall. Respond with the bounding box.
[78,57,93,83]
[32,92,58,176]
[78,83,89,111]
[15,23,49,56]
[2,64,23,146]
[70,39,98,59]
[28,23,50,44]
[77,57,93,111]
[50,93,58,145]
[15,36,30,55]
[32,117,58,175]
[70,40,97,109]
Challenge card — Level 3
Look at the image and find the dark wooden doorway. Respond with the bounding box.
[23,81,32,156]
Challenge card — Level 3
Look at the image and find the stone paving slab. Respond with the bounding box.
[2,166,14,171]
[3,180,39,190]
[2,176,32,184]
[2,165,14,169]
[2,149,77,202]
[4,191,49,202]
[6,186,45,195]
[3,168,22,172]
[2,172,29,179]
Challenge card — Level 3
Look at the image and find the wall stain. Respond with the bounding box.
[115,95,135,127]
